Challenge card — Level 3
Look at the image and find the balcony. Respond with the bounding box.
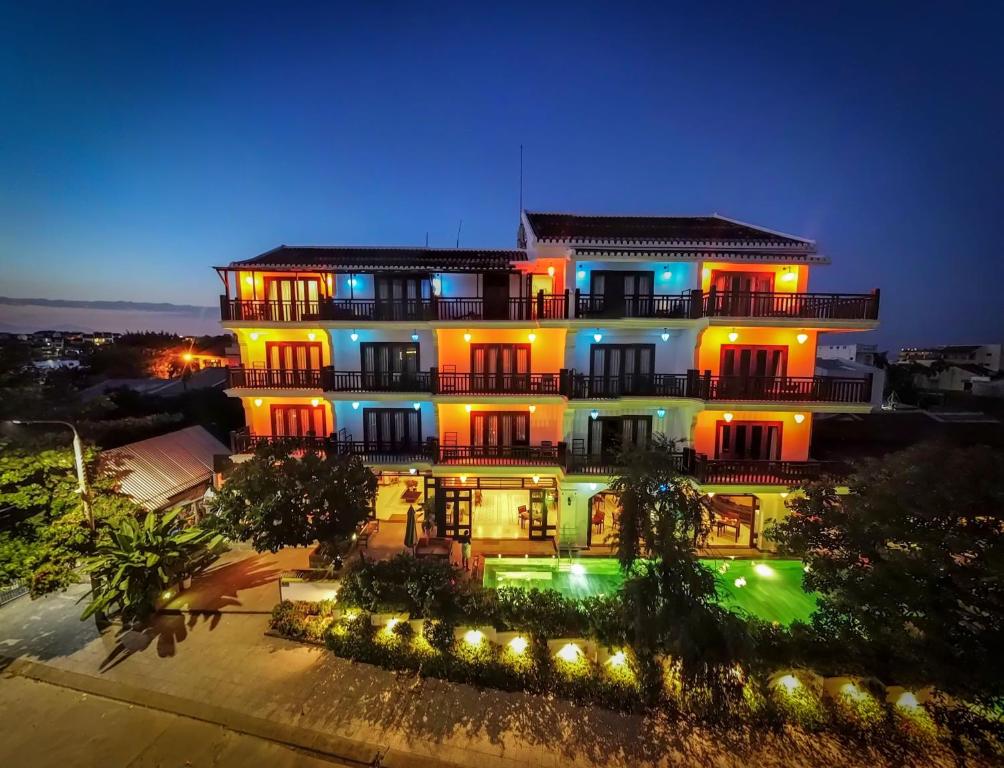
[702,290,880,321]
[226,367,433,393]
[569,372,688,399]
[696,374,872,403]
[231,431,434,462]
[437,443,565,466]
[220,292,570,323]
[685,451,850,485]
[575,291,699,320]
[227,367,324,389]
[434,370,564,396]
[565,449,685,476]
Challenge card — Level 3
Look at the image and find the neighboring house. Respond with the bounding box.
[899,344,1003,372]
[912,362,998,394]
[80,366,228,401]
[215,210,879,553]
[102,425,230,516]
[815,357,884,408]
[817,343,878,367]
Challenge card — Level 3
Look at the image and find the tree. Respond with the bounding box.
[82,510,224,623]
[209,441,377,553]
[766,442,1004,701]
[0,438,139,595]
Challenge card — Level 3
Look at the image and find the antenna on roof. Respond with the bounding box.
[456,219,463,249]
[519,144,524,214]
[425,232,429,247]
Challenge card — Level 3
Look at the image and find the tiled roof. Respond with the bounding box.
[230,246,526,272]
[102,425,229,511]
[524,212,815,248]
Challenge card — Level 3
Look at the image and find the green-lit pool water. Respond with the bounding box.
[482,557,817,626]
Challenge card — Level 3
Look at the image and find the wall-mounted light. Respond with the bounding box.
[532,475,540,484]
[411,330,419,342]
[728,329,739,343]
[409,467,417,475]
[249,332,260,341]
[661,329,670,342]
[661,267,671,281]
[527,332,536,343]
[593,332,603,343]
[307,332,316,341]
[350,330,359,342]
[656,408,666,418]
[351,401,360,410]
[244,275,254,286]
[577,269,585,280]
[779,492,789,499]
[796,332,809,345]
[590,409,599,420]
[348,277,358,288]
[465,404,472,413]
[793,413,806,424]
[463,331,472,343]
[459,474,467,483]
[707,491,715,498]
[547,265,555,277]
[589,482,597,491]
[310,398,320,407]
[782,268,797,283]
[413,402,421,411]
[723,412,734,423]
[528,405,537,413]
[253,398,263,407]
[702,267,711,280]
[431,276,442,296]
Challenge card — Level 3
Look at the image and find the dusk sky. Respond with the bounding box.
[2,2,1001,350]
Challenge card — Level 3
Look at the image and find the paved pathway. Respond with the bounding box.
[0,547,981,768]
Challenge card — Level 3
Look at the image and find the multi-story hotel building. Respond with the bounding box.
[216,212,879,552]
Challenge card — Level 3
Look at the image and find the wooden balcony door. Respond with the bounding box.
[362,407,422,451]
[374,275,427,320]
[270,404,326,437]
[360,342,420,389]
[590,270,653,317]
[483,272,510,320]
[471,343,530,392]
[719,345,788,398]
[470,411,529,448]
[715,420,782,461]
[264,277,321,320]
[587,416,652,460]
[589,344,655,395]
[528,487,557,541]
[265,342,322,371]
[710,271,774,316]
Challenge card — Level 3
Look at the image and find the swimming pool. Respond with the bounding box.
[482,557,817,626]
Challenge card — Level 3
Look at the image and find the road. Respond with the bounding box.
[0,674,349,768]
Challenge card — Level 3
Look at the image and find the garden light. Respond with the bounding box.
[777,674,801,693]
[895,691,920,710]
[734,577,747,588]
[384,618,399,635]
[343,611,357,621]
[351,532,358,541]
[840,682,866,701]
[464,629,484,646]
[608,650,627,667]
[557,643,581,663]
[509,636,528,654]
[570,563,585,577]
[753,563,776,578]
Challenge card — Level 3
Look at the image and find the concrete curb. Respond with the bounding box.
[3,656,458,768]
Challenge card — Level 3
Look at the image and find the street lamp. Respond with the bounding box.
[8,420,93,531]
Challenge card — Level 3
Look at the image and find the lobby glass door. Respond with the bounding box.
[440,487,473,538]
[527,488,557,540]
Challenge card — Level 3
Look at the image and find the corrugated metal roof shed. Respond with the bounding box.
[102,425,229,511]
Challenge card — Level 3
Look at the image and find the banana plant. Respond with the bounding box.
[81,510,225,623]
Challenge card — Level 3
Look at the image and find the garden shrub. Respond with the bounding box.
[828,680,888,739]
[271,600,333,643]
[768,674,827,730]
[337,555,462,617]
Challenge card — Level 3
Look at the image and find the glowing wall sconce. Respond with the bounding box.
[796,332,809,345]
[593,332,603,343]
[244,275,254,286]
[351,401,360,410]
[728,329,739,343]
[702,267,711,280]
[547,265,555,277]
[590,409,599,420]
[253,398,263,407]
[409,467,417,475]
[431,276,442,295]
[310,398,320,407]
[656,408,666,418]
[723,412,734,423]
[413,402,421,410]
[411,330,420,342]
[463,331,472,343]
[532,475,540,484]
[527,332,536,343]
[528,405,536,413]
[249,332,260,341]
[459,474,467,483]
[350,330,359,342]
[589,483,597,491]
[793,413,806,424]
[576,269,585,280]
[661,329,670,342]
[779,491,789,499]
[661,267,671,281]
[307,332,316,341]
[465,404,473,413]
[707,491,715,498]
[781,267,797,283]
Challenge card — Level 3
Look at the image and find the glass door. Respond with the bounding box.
[440,487,473,538]
[374,275,427,320]
[360,342,420,389]
[589,344,655,395]
[715,420,782,460]
[471,343,530,392]
[528,488,557,540]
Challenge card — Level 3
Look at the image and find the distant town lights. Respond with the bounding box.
[796,332,809,345]
[793,413,806,424]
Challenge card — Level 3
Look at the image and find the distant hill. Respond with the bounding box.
[0,297,221,335]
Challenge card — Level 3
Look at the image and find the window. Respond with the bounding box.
[589,344,655,395]
[470,411,529,447]
[589,270,654,317]
[588,416,651,459]
[265,341,323,371]
[373,275,428,320]
[263,277,321,320]
[363,408,422,448]
[360,342,420,387]
[720,345,788,379]
[710,271,774,294]
[715,420,781,460]
[471,343,530,391]
[270,404,326,437]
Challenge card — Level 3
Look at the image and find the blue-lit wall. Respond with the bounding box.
[325,328,436,371]
[570,260,699,294]
[564,328,699,375]
[565,405,696,450]
[330,399,436,442]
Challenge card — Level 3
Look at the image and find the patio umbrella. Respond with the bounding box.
[404,504,418,550]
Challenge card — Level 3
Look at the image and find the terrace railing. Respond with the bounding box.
[435,293,569,321]
[434,370,564,395]
[703,289,880,321]
[569,372,688,399]
[436,443,565,466]
[685,451,851,485]
[325,370,433,392]
[574,290,699,320]
[227,366,324,389]
[696,374,872,403]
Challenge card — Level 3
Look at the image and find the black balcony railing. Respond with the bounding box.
[697,374,871,403]
[702,290,880,321]
[565,450,686,476]
[436,294,569,321]
[231,431,328,454]
[327,440,434,463]
[227,367,324,389]
[685,451,850,485]
[326,370,433,392]
[437,443,564,466]
[575,291,699,320]
[435,371,563,395]
[569,372,689,399]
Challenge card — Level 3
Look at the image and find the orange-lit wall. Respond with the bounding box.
[513,259,567,294]
[692,410,812,461]
[235,270,333,300]
[437,403,565,444]
[435,328,567,373]
[696,327,817,376]
[242,397,333,436]
[700,262,808,293]
[235,328,331,368]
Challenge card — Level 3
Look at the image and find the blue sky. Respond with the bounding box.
[1,1,1001,349]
